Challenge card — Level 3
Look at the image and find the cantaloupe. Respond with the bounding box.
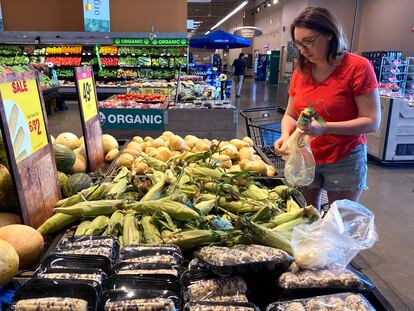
[103,134,118,154]
[70,156,87,174]
[0,213,21,227]
[0,225,44,269]
[55,132,79,150]
[0,239,19,286]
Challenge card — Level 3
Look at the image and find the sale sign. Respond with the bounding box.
[0,79,48,163]
[76,70,98,122]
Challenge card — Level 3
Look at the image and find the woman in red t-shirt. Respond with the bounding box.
[274,7,381,210]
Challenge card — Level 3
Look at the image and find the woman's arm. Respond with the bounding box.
[302,88,381,136]
[274,96,298,153]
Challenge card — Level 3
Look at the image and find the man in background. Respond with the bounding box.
[232,53,247,98]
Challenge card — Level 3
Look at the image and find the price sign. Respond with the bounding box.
[74,66,104,172]
[77,70,98,122]
[0,79,48,163]
[0,71,60,228]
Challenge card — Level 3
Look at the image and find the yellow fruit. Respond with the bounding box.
[156,147,172,162]
[0,213,21,227]
[122,148,140,158]
[70,156,87,173]
[0,224,43,269]
[144,136,154,142]
[0,239,19,286]
[242,136,254,146]
[115,153,134,169]
[162,131,174,138]
[55,132,79,150]
[170,135,186,151]
[230,139,249,151]
[105,149,119,162]
[133,136,144,143]
[103,134,119,154]
[126,141,142,152]
[239,147,254,161]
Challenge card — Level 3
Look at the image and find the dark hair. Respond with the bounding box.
[291,7,348,74]
[239,53,245,58]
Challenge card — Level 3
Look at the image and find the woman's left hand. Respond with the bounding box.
[299,118,328,137]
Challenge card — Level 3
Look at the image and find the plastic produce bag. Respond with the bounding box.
[291,200,378,270]
[281,128,315,187]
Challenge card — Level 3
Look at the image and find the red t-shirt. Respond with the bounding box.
[288,52,379,164]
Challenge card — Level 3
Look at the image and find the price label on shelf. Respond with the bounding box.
[0,79,48,163]
[76,70,98,122]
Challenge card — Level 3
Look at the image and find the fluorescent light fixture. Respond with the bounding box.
[211,1,248,30]
[205,31,210,35]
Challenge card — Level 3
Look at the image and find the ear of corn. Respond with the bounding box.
[123,214,142,246]
[74,220,91,236]
[251,206,271,222]
[55,183,110,207]
[118,235,124,247]
[37,213,79,235]
[272,217,310,233]
[107,167,130,199]
[243,218,293,254]
[286,197,301,212]
[272,208,304,226]
[142,155,167,172]
[128,199,200,220]
[141,216,162,244]
[107,210,125,236]
[185,166,223,181]
[194,199,216,216]
[84,215,109,235]
[140,171,165,202]
[242,184,269,201]
[162,230,226,250]
[54,200,124,217]
[218,197,264,214]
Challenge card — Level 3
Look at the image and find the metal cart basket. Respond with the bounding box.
[240,106,285,175]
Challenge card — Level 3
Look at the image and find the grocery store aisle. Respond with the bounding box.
[48,79,414,310]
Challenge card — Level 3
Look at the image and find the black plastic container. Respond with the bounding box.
[184,301,259,311]
[266,292,376,311]
[106,275,181,296]
[277,267,375,300]
[41,253,112,275]
[195,245,293,277]
[120,248,184,266]
[113,262,182,278]
[102,288,181,310]
[12,280,100,311]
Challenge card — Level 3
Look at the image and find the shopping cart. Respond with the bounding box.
[239,106,285,175]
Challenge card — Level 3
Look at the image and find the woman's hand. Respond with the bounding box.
[274,135,289,155]
[300,118,327,137]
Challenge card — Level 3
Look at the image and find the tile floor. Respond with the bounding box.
[48,77,414,310]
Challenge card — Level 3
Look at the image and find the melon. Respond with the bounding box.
[0,224,44,269]
[0,164,18,210]
[55,132,79,150]
[103,134,118,154]
[65,173,92,197]
[0,213,21,227]
[0,239,19,286]
[53,144,76,173]
[70,156,87,174]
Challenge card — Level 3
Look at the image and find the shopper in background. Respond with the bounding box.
[232,53,247,97]
[274,7,381,210]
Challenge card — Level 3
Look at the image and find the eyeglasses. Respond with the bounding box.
[294,33,321,50]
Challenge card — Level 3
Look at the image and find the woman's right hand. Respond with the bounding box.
[274,135,289,155]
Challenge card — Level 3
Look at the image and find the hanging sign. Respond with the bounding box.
[234,26,263,38]
[83,0,110,32]
[0,71,60,228]
[114,38,188,46]
[74,66,105,172]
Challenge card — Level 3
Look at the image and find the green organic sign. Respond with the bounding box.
[114,38,188,46]
[99,108,164,130]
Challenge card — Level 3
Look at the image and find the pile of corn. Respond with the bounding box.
[38,142,320,255]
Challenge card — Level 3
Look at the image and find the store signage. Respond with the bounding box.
[114,38,188,46]
[264,43,270,50]
[127,86,173,96]
[0,3,3,31]
[0,79,48,163]
[76,70,98,122]
[74,66,105,172]
[83,0,111,32]
[99,108,164,130]
[234,26,263,38]
[0,71,60,228]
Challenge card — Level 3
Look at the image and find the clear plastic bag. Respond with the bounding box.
[281,129,315,187]
[291,200,378,270]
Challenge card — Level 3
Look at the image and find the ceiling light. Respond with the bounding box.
[273,0,278,4]
[267,1,271,7]
[205,31,210,35]
[211,1,248,30]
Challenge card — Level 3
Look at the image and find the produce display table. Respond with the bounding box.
[42,87,60,115]
[58,85,127,101]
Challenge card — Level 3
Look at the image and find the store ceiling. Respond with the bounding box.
[188,0,247,36]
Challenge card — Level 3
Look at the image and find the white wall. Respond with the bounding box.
[253,3,283,53]
[356,0,414,56]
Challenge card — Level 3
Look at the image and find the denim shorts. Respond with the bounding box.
[309,144,368,192]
